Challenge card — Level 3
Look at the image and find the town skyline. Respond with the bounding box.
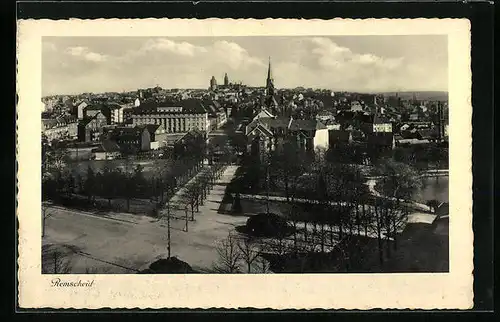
[42,36,448,96]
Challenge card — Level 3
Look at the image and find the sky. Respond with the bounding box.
[42,36,448,96]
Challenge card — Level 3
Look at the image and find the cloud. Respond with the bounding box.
[65,46,108,62]
[211,40,264,70]
[129,38,264,70]
[309,37,404,72]
[140,38,208,57]
[43,37,447,95]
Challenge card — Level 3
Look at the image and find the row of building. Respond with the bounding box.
[92,125,205,160]
[42,98,228,146]
[242,105,449,162]
[239,56,449,160]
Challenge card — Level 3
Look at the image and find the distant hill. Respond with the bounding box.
[379,91,449,102]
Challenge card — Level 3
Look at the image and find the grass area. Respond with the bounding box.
[53,193,160,216]
[42,166,249,274]
[66,159,172,180]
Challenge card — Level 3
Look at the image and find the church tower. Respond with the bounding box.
[264,57,278,114]
[224,73,229,86]
[266,57,275,96]
[210,76,217,91]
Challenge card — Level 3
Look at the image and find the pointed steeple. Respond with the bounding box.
[267,56,272,83]
[266,56,275,96]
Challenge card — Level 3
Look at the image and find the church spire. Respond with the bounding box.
[266,56,274,95]
[267,56,272,83]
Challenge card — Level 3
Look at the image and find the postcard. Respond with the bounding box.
[17,18,472,309]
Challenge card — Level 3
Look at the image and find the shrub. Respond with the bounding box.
[246,213,290,237]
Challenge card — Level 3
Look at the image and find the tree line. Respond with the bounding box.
[42,132,208,214]
[226,143,424,272]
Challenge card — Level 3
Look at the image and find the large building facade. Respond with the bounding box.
[131,100,210,135]
[42,116,78,142]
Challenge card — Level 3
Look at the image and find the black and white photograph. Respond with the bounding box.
[40,35,450,275]
[17,17,473,309]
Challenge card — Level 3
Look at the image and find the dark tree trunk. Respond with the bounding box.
[363,204,368,237]
[293,220,298,253]
[304,221,308,242]
[356,203,361,236]
[385,207,392,259]
[393,216,398,250]
[375,206,383,266]
[330,223,334,246]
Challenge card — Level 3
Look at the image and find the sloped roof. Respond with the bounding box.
[163,133,188,146]
[253,124,274,137]
[400,130,423,140]
[315,120,327,130]
[79,112,104,127]
[245,119,260,135]
[329,129,351,143]
[174,129,205,144]
[42,119,57,128]
[100,139,121,152]
[85,103,106,111]
[357,113,374,124]
[57,115,77,124]
[100,106,111,120]
[260,117,290,129]
[180,99,207,113]
[288,119,317,131]
[247,126,273,143]
[132,99,208,115]
[135,124,160,134]
[201,100,221,114]
[418,128,439,139]
[104,126,144,141]
[367,132,394,146]
[108,103,124,110]
[252,108,275,121]
[373,113,391,124]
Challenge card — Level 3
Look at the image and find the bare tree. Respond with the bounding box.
[371,198,385,267]
[183,205,189,232]
[42,248,72,274]
[237,236,260,273]
[376,158,423,201]
[183,183,200,221]
[213,232,242,273]
[286,204,304,254]
[161,202,172,258]
[41,203,53,238]
[256,244,272,273]
[265,231,289,258]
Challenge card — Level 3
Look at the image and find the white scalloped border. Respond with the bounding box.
[16,18,473,310]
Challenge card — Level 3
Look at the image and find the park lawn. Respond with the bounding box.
[66,158,173,180]
[43,206,248,273]
[42,166,249,274]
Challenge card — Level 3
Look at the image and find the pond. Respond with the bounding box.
[412,176,449,204]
